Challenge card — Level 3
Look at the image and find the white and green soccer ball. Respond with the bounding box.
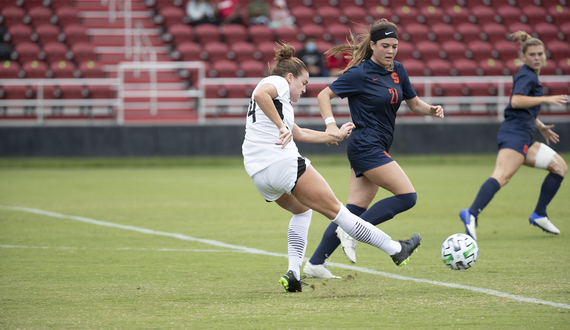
[441,233,479,271]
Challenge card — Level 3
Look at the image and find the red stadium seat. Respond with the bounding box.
[396,42,415,61]
[5,24,33,44]
[442,40,467,61]
[21,0,43,9]
[452,58,478,76]
[28,6,53,26]
[434,83,467,96]
[342,6,367,29]
[63,24,87,45]
[430,23,455,43]
[1,85,28,99]
[549,5,570,25]
[479,58,507,76]
[534,23,559,44]
[305,83,328,98]
[238,60,266,77]
[393,6,420,25]
[159,6,185,27]
[496,6,522,25]
[71,42,96,63]
[14,42,40,63]
[444,5,470,26]
[59,85,84,99]
[78,61,105,78]
[275,26,299,44]
[55,6,80,27]
[540,59,558,76]
[415,40,441,61]
[316,40,333,54]
[1,6,25,26]
[471,5,497,25]
[482,23,507,43]
[176,42,203,61]
[493,40,519,61]
[325,24,349,44]
[194,24,220,44]
[203,41,229,62]
[546,40,570,61]
[465,83,494,96]
[167,23,192,45]
[257,41,277,63]
[30,84,56,99]
[248,24,273,44]
[543,82,570,96]
[88,85,115,99]
[50,60,76,78]
[507,22,533,35]
[23,60,48,78]
[558,58,570,75]
[35,24,61,44]
[50,0,73,9]
[366,5,393,23]
[522,5,548,25]
[419,5,445,25]
[317,6,341,25]
[456,23,482,43]
[400,59,426,76]
[426,59,452,76]
[211,60,238,78]
[224,84,248,98]
[222,24,247,44]
[405,23,430,43]
[290,6,315,26]
[229,41,256,62]
[505,58,523,75]
[467,40,493,61]
[0,60,21,78]
[43,41,69,63]
[300,24,326,41]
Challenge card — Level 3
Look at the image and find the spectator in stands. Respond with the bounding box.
[214,0,241,26]
[303,19,444,278]
[269,0,295,29]
[296,37,326,77]
[459,31,568,240]
[186,0,217,26]
[247,0,271,26]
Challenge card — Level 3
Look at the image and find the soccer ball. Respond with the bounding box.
[441,233,479,271]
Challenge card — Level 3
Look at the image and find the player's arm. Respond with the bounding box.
[405,96,444,118]
[535,118,560,145]
[511,94,568,108]
[253,83,292,148]
[292,122,354,144]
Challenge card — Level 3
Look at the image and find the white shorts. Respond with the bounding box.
[251,156,311,202]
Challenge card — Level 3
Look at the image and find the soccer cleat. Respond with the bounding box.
[529,212,560,235]
[459,208,478,241]
[279,270,307,292]
[303,262,341,279]
[391,233,421,266]
[336,226,357,263]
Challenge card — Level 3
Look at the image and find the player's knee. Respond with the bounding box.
[549,156,567,177]
[396,192,417,211]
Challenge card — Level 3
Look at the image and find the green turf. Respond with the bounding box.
[1,154,569,329]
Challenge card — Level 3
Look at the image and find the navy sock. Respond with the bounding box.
[469,178,501,218]
[534,173,564,216]
[308,204,365,265]
[360,192,417,226]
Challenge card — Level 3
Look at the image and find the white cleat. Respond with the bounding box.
[529,212,560,235]
[459,209,478,241]
[336,226,357,263]
[303,261,341,279]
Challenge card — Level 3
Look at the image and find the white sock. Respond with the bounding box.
[287,209,312,280]
[332,204,402,256]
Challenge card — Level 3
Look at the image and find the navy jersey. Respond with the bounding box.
[501,64,543,136]
[329,59,417,153]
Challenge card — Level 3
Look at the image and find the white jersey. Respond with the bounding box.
[242,75,301,177]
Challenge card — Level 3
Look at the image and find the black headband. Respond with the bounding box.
[371,29,398,42]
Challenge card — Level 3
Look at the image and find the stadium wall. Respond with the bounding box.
[1,123,569,157]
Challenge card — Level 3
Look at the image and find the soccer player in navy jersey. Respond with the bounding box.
[302,19,445,279]
[458,31,568,241]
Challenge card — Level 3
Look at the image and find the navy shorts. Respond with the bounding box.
[497,129,534,156]
[349,148,395,178]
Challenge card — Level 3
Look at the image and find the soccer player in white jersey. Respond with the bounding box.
[242,42,422,292]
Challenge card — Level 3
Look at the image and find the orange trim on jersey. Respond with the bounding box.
[383,151,392,158]
[523,145,529,154]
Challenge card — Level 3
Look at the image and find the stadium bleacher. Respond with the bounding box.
[0,0,569,123]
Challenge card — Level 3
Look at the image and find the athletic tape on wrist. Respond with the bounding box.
[324,117,336,125]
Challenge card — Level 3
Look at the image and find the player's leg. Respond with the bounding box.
[524,142,567,234]
[292,165,421,265]
[460,148,525,240]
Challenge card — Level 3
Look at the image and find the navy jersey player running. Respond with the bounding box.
[242,42,422,292]
[459,31,568,240]
[302,19,444,279]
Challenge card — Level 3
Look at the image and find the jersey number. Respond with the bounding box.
[247,99,256,123]
[388,88,399,104]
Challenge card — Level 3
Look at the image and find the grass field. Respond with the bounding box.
[1,154,569,329]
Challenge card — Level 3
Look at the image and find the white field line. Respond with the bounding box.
[1,205,569,310]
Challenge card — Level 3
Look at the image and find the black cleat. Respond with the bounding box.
[391,233,422,266]
[279,270,307,292]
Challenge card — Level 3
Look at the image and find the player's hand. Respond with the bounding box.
[539,124,560,145]
[547,95,568,106]
[275,126,292,149]
[325,124,341,146]
[430,105,444,119]
[326,122,354,145]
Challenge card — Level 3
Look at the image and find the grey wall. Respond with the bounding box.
[1,122,569,157]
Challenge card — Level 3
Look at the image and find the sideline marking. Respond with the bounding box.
[2,205,569,310]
